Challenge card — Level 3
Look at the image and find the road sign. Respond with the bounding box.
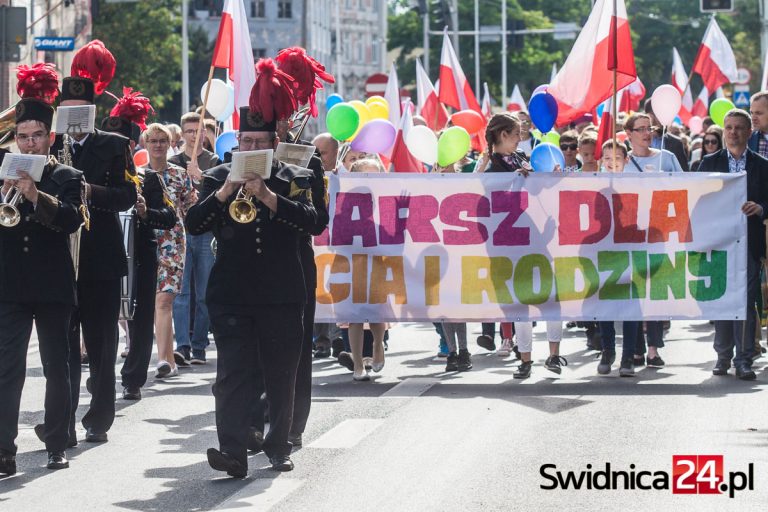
[364,73,388,98]
[34,37,76,52]
[733,84,750,108]
[734,67,751,85]
[700,0,733,13]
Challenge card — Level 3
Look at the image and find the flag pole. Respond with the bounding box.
[611,0,618,171]
[192,65,216,165]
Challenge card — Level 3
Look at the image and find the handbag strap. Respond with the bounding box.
[629,155,644,172]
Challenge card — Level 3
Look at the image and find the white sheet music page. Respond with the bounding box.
[54,105,96,135]
[276,143,315,168]
[0,154,47,182]
[230,149,273,182]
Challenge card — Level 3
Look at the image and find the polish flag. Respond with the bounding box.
[715,87,725,99]
[390,100,425,173]
[481,82,492,119]
[438,30,482,114]
[384,63,402,128]
[548,0,636,126]
[671,48,693,124]
[507,84,526,112]
[691,17,738,94]
[415,59,448,131]
[692,87,709,118]
[595,95,615,160]
[210,0,256,129]
[618,77,645,113]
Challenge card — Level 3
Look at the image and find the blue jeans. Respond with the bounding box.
[173,232,215,351]
[598,321,640,361]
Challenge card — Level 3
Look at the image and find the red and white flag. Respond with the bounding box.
[691,17,738,94]
[390,100,425,173]
[481,82,492,119]
[415,59,448,132]
[618,77,645,113]
[210,0,256,129]
[438,30,482,113]
[507,84,526,112]
[715,86,725,99]
[671,47,693,124]
[384,63,402,128]
[692,87,709,118]
[548,0,636,126]
[594,95,615,160]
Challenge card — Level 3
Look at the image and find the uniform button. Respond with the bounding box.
[25,215,31,221]
[256,248,262,254]
[23,236,29,241]
[23,247,29,252]
[256,218,261,223]
[255,227,261,233]
[255,238,261,243]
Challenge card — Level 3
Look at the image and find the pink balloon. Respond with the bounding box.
[349,119,396,154]
[651,85,682,127]
[688,115,703,135]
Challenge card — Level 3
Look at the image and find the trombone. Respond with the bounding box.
[0,186,22,227]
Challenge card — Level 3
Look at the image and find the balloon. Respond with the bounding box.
[596,102,605,119]
[326,93,344,110]
[528,92,558,133]
[133,149,148,168]
[532,84,549,96]
[405,125,439,165]
[530,142,565,173]
[365,95,387,107]
[437,126,471,167]
[326,103,360,140]
[367,101,389,120]
[347,100,372,139]
[688,115,704,134]
[216,83,235,122]
[215,130,238,160]
[541,131,560,145]
[616,131,628,143]
[450,110,486,135]
[710,98,736,127]
[200,79,229,119]
[350,119,396,153]
[650,85,682,126]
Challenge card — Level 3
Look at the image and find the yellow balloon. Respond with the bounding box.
[365,95,388,108]
[348,100,372,140]
[367,101,389,120]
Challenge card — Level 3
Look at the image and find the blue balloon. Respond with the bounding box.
[596,102,605,118]
[528,92,558,133]
[215,130,238,160]
[530,143,565,173]
[326,93,344,110]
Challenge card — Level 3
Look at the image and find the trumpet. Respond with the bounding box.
[0,186,22,227]
[228,186,257,223]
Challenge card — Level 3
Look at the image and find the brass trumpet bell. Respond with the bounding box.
[228,187,257,223]
[0,188,22,228]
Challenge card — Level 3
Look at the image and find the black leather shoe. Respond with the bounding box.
[268,454,294,472]
[314,346,331,358]
[84,428,108,443]
[288,432,303,447]
[207,448,246,478]
[331,337,345,358]
[247,428,264,453]
[122,386,141,401]
[476,334,496,352]
[337,351,354,371]
[712,359,730,376]
[67,427,77,448]
[0,450,16,475]
[735,364,756,381]
[34,423,45,443]
[47,451,69,470]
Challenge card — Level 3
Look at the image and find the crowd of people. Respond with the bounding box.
[1,39,767,481]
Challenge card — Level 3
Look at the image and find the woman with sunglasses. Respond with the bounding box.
[559,131,581,172]
[690,127,723,173]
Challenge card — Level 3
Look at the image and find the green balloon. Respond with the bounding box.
[541,131,560,145]
[437,126,471,167]
[326,104,360,141]
[709,98,735,127]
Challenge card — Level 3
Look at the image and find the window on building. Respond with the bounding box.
[278,0,292,18]
[251,0,265,18]
[253,48,267,58]
[194,0,222,16]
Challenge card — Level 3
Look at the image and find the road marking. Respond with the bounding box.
[307,419,384,449]
[381,377,437,398]
[215,478,304,511]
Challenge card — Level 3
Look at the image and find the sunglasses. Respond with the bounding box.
[560,143,578,151]
[703,139,719,146]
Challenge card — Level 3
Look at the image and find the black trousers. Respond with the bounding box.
[69,278,121,433]
[121,249,158,389]
[291,242,317,437]
[0,301,72,454]
[210,303,303,468]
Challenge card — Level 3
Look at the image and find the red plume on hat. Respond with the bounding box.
[275,46,335,118]
[71,40,116,95]
[249,58,297,123]
[110,87,154,131]
[16,63,60,104]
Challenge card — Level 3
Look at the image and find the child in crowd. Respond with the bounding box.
[560,131,581,172]
[578,133,599,172]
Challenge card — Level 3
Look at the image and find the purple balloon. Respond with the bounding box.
[532,84,549,96]
[350,119,396,154]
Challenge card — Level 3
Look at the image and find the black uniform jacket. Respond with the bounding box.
[0,158,84,305]
[135,170,177,253]
[185,160,318,307]
[287,136,329,237]
[698,148,768,261]
[52,130,137,281]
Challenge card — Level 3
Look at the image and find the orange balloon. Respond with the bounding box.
[450,110,486,135]
[133,149,148,168]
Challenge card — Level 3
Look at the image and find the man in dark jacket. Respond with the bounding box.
[748,91,768,158]
[698,108,768,380]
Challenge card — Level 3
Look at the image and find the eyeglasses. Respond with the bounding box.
[17,133,46,144]
[703,139,719,146]
[520,121,531,126]
[630,126,656,133]
[239,137,274,147]
[560,143,578,151]
[147,139,169,146]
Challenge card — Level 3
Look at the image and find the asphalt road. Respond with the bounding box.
[1,321,767,511]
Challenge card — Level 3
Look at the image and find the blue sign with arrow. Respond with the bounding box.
[34,37,75,52]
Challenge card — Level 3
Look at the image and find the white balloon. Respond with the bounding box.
[405,125,438,165]
[217,83,235,122]
[200,79,229,119]
[688,115,703,135]
[651,85,682,127]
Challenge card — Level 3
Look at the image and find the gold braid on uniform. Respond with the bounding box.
[289,180,312,202]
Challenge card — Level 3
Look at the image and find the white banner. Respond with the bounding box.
[313,172,747,322]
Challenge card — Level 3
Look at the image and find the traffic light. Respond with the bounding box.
[700,0,733,13]
[409,0,427,15]
[506,19,525,50]
[432,0,453,31]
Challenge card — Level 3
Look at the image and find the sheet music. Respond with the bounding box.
[0,154,47,182]
[230,149,273,182]
[276,143,315,168]
[54,105,96,135]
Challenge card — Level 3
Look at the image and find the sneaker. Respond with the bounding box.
[633,355,646,367]
[513,360,532,379]
[597,351,615,375]
[190,349,207,365]
[457,349,472,371]
[544,355,568,375]
[511,342,521,360]
[497,338,513,357]
[155,361,171,379]
[445,352,459,371]
[168,367,179,377]
[476,334,496,351]
[619,359,635,377]
[437,339,449,358]
[174,347,191,367]
[646,355,665,367]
